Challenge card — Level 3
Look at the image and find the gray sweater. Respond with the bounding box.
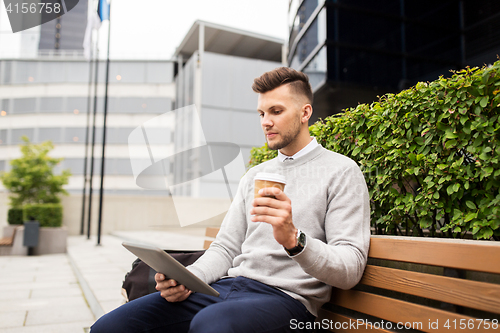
[188,145,371,316]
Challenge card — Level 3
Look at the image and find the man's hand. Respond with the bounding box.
[250,187,297,249]
[155,273,192,302]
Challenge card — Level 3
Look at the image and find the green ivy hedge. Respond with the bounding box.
[7,208,23,225]
[249,59,500,240]
[23,203,63,227]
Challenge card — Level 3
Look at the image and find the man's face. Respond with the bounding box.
[257,84,304,152]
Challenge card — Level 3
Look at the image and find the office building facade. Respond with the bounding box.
[288,0,500,122]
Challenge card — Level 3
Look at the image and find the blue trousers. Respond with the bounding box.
[91,277,315,333]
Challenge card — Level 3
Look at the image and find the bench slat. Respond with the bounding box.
[316,309,393,333]
[205,227,220,238]
[0,227,17,247]
[331,289,494,333]
[369,236,500,274]
[360,265,500,315]
[203,240,213,250]
[0,237,14,246]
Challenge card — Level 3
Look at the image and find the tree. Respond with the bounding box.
[0,136,71,207]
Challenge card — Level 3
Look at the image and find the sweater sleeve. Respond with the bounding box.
[187,174,249,285]
[291,162,371,290]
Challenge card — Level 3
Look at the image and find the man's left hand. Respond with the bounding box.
[250,187,297,249]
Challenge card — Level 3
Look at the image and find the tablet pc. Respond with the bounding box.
[122,241,219,297]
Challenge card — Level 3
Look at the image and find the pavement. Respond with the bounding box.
[0,228,208,332]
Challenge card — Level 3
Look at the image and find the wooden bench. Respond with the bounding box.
[0,226,28,256]
[0,227,17,246]
[204,229,500,331]
[203,227,220,250]
[316,235,500,332]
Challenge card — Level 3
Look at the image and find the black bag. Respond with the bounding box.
[122,250,205,302]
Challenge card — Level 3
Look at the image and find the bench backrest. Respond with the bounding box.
[318,235,500,333]
[0,227,17,247]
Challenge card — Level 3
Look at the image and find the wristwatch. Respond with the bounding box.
[284,229,306,256]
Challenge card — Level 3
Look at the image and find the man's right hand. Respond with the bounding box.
[155,273,192,302]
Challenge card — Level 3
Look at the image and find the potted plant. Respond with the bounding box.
[0,137,71,254]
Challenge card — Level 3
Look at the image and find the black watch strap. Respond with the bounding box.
[284,229,306,256]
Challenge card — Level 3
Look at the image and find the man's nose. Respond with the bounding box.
[261,114,273,127]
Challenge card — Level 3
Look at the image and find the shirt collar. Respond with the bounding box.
[278,137,318,162]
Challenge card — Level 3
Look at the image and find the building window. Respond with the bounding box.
[38,128,62,143]
[64,128,87,143]
[40,97,64,113]
[12,98,36,114]
[303,45,327,91]
[290,7,326,69]
[11,128,34,144]
[13,61,39,84]
[0,129,7,145]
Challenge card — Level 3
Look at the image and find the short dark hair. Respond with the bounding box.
[252,67,313,104]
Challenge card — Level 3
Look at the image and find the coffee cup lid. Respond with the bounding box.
[254,172,286,185]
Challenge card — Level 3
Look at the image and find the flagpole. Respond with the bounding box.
[87,33,100,240]
[80,36,94,235]
[97,1,111,246]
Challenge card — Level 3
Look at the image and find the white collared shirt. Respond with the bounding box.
[278,137,318,162]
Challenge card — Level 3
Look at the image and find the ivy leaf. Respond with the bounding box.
[465,212,477,222]
[447,184,455,195]
[480,96,489,108]
[445,139,457,149]
[414,137,424,145]
[466,201,477,210]
[445,131,458,139]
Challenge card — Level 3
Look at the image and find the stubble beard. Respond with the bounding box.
[266,115,302,151]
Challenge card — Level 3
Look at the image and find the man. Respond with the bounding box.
[91,67,370,332]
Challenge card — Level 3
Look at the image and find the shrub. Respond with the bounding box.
[7,208,23,225]
[249,59,500,240]
[23,203,63,227]
[0,137,70,207]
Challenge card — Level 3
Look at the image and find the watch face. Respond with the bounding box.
[298,230,306,246]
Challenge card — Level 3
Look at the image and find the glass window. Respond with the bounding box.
[289,0,319,52]
[0,129,7,145]
[110,62,146,83]
[66,62,89,83]
[107,128,134,144]
[67,97,88,114]
[13,61,39,84]
[40,62,66,83]
[1,99,9,114]
[40,97,64,113]
[143,98,172,113]
[61,158,84,175]
[146,62,174,83]
[115,158,134,175]
[64,128,87,143]
[12,98,36,114]
[115,97,143,113]
[338,7,401,53]
[303,46,327,91]
[290,8,326,69]
[1,61,12,84]
[12,128,34,144]
[38,128,62,143]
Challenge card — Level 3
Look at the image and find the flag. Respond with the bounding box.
[98,0,110,21]
[82,10,101,59]
[82,0,110,59]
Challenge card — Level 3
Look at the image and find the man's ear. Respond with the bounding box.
[301,104,313,124]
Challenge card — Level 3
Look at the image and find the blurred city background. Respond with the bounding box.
[1,0,499,236]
